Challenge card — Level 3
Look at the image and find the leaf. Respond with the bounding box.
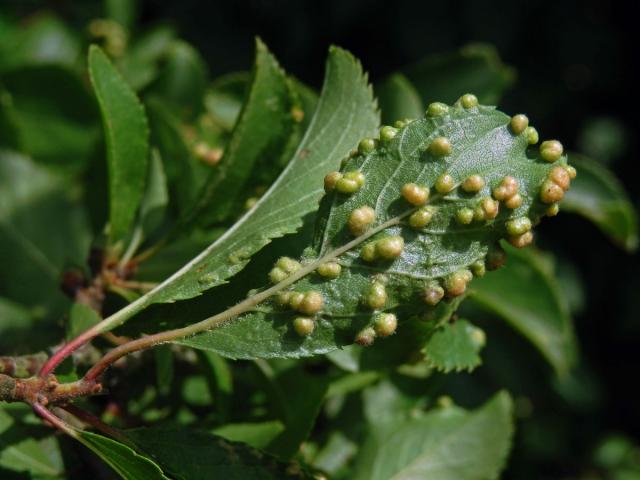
[1,65,100,173]
[197,350,233,420]
[106,0,139,30]
[88,45,149,244]
[561,154,638,252]
[186,39,298,225]
[154,345,174,395]
[469,245,577,374]
[424,319,486,372]
[213,421,285,450]
[375,73,424,124]
[125,427,316,479]
[147,40,208,120]
[0,407,64,477]
[104,46,379,319]
[204,72,250,131]
[404,43,515,105]
[181,100,570,360]
[352,391,514,480]
[67,302,102,340]
[78,431,168,480]
[139,149,169,238]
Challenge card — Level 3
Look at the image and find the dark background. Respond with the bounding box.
[2,0,639,477]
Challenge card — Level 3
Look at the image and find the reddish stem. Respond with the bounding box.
[62,404,130,444]
[39,327,101,378]
[33,403,77,437]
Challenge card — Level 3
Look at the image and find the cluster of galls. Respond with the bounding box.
[276,288,324,337]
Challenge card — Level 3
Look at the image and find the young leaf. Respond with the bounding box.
[78,431,168,480]
[375,73,424,124]
[179,100,573,360]
[424,319,486,373]
[101,46,379,327]
[561,154,638,252]
[88,45,149,244]
[139,149,169,239]
[352,391,514,480]
[404,43,515,105]
[469,245,577,375]
[125,427,316,479]
[186,39,298,225]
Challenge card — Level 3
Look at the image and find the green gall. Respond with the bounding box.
[510,114,529,134]
[401,183,430,206]
[549,166,571,191]
[324,171,342,192]
[546,203,560,217]
[456,208,474,225]
[358,138,376,154]
[470,260,486,277]
[525,126,539,144]
[436,395,454,408]
[460,93,478,108]
[317,262,341,278]
[540,179,565,203]
[506,217,532,236]
[269,267,288,284]
[374,313,398,337]
[492,176,518,201]
[486,246,507,271]
[540,140,564,162]
[509,230,534,248]
[504,193,523,209]
[380,126,398,142]
[244,197,259,210]
[276,257,301,274]
[427,102,449,117]
[276,291,293,307]
[375,236,405,260]
[366,282,388,309]
[444,269,471,297]
[435,173,455,193]
[394,120,407,128]
[361,243,377,262]
[470,327,486,348]
[344,170,366,186]
[473,205,486,222]
[565,165,577,179]
[461,174,485,193]
[409,206,435,228]
[297,291,324,315]
[355,327,376,346]
[423,283,445,306]
[429,137,453,156]
[293,317,315,337]
[348,206,376,235]
[288,292,305,310]
[335,177,360,194]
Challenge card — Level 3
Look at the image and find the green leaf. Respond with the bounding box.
[125,427,316,479]
[78,431,168,480]
[147,40,208,120]
[0,407,64,477]
[470,245,577,374]
[67,302,102,340]
[139,149,169,238]
[106,0,139,30]
[404,43,515,105]
[213,421,285,450]
[197,350,233,420]
[186,39,298,225]
[181,101,568,360]
[154,345,174,395]
[88,45,149,244]
[352,391,514,480]
[424,319,486,372]
[204,72,250,131]
[1,65,100,173]
[375,73,424,124]
[105,46,379,318]
[561,154,638,252]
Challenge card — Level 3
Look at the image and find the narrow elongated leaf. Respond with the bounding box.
[470,245,577,374]
[187,39,297,225]
[125,427,315,479]
[212,421,284,450]
[562,154,638,252]
[424,319,486,372]
[180,100,573,360]
[89,45,149,244]
[352,391,514,480]
[404,43,515,105]
[78,431,168,480]
[105,46,379,323]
